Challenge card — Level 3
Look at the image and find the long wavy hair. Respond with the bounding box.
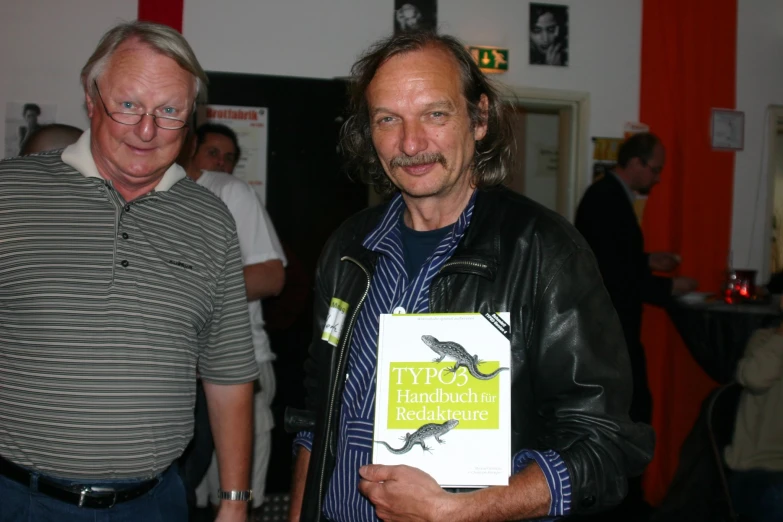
[340,32,514,196]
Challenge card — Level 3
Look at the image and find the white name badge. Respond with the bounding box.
[321,297,350,347]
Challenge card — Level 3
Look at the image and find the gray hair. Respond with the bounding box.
[81,21,208,101]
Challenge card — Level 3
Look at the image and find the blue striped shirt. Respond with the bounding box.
[297,192,571,520]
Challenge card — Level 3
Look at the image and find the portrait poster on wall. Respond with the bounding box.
[199,104,269,204]
[394,0,437,35]
[529,3,569,66]
[5,101,57,158]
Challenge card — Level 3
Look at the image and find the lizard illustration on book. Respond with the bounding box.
[374,419,459,455]
[421,334,510,381]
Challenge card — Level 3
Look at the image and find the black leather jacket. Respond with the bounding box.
[291,187,655,520]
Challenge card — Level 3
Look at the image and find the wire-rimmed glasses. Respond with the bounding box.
[93,81,188,130]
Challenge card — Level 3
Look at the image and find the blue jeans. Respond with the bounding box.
[729,469,783,522]
[0,464,187,522]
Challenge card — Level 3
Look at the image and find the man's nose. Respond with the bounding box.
[136,114,157,142]
[400,120,427,156]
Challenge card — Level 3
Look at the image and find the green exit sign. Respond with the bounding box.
[468,46,509,73]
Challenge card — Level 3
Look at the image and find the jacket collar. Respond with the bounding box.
[443,188,499,280]
[348,189,501,281]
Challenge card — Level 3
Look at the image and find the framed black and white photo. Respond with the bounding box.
[4,101,57,158]
[711,109,744,150]
[529,3,569,66]
[394,0,437,35]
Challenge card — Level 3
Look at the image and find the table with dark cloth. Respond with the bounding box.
[666,295,782,384]
[652,296,781,522]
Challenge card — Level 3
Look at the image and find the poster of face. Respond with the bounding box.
[529,3,569,67]
[5,101,57,158]
[394,0,437,34]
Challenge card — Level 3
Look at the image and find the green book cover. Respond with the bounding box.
[372,313,511,488]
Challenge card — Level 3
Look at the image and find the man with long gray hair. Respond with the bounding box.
[286,31,654,521]
[0,21,256,522]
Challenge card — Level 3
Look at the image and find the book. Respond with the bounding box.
[372,312,511,488]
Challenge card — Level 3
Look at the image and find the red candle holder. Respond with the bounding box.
[723,269,757,304]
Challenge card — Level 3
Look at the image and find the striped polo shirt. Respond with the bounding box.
[0,132,258,480]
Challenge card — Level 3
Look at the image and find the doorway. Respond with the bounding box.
[503,87,589,222]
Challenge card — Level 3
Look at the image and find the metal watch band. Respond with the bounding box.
[217,489,253,502]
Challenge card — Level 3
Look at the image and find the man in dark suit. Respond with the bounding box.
[576,132,698,424]
[575,132,698,520]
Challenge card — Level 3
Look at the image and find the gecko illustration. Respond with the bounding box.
[421,335,509,380]
[374,419,459,455]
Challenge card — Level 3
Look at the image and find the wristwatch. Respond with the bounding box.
[217,489,254,502]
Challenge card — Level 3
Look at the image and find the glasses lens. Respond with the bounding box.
[110,113,143,125]
[155,117,186,130]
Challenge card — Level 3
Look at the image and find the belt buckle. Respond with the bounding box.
[78,486,117,508]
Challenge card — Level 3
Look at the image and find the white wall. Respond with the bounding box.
[12,1,778,265]
[184,0,642,185]
[0,0,136,149]
[732,0,783,274]
[0,0,641,180]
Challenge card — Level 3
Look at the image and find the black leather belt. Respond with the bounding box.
[0,455,160,509]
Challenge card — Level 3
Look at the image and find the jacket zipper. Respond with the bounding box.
[317,255,371,518]
[440,259,489,272]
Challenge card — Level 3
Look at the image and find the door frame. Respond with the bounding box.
[762,105,783,281]
[501,86,590,222]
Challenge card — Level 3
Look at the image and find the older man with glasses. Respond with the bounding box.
[0,21,256,522]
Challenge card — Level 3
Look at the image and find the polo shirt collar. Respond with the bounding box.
[61,129,186,192]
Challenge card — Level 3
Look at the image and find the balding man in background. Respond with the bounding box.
[20,123,83,155]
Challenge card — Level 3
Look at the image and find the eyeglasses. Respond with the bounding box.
[93,81,188,130]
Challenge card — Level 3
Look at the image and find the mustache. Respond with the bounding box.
[389,152,447,170]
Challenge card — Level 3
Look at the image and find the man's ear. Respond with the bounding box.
[473,94,489,142]
[84,89,95,118]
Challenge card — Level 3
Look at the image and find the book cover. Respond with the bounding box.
[372,312,511,487]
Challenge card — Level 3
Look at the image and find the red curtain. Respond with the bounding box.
[138,0,184,33]
[639,0,737,504]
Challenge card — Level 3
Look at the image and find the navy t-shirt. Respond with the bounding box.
[399,214,453,280]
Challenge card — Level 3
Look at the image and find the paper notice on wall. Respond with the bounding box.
[5,101,57,158]
[535,146,558,177]
[592,137,623,162]
[623,122,649,139]
[200,105,269,204]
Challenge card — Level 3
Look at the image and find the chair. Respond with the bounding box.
[651,381,744,522]
[705,381,743,522]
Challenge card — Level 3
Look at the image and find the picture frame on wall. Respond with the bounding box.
[711,109,745,150]
[394,0,437,34]
[529,3,569,66]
